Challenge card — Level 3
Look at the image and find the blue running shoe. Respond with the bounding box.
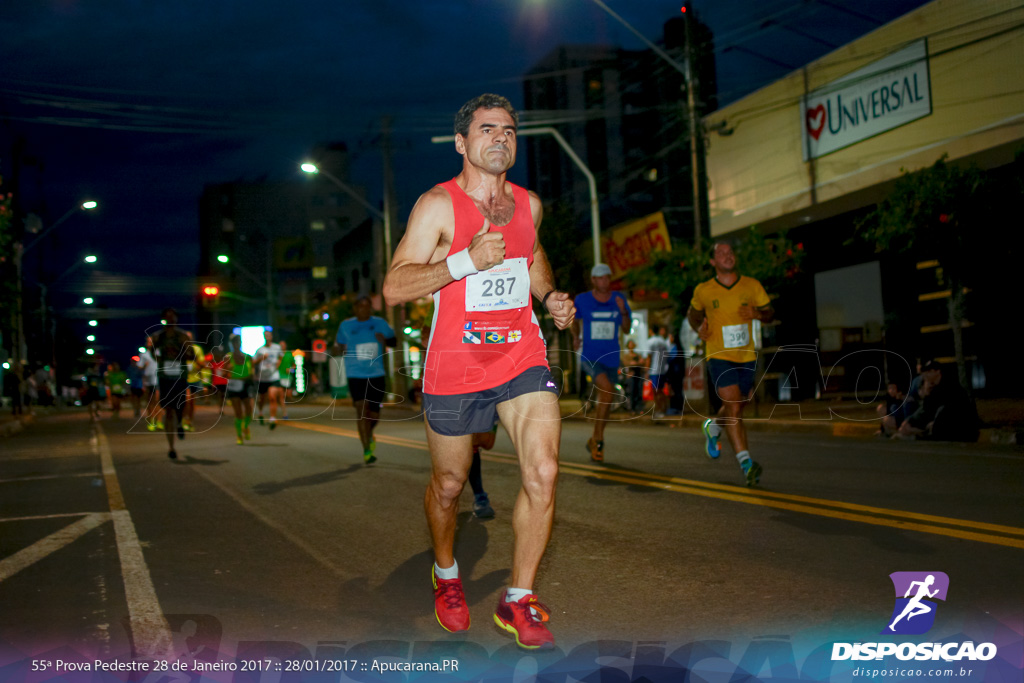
[473,492,495,519]
[740,458,762,487]
[702,419,720,459]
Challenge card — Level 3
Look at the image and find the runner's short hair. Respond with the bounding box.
[709,241,732,260]
[454,94,518,138]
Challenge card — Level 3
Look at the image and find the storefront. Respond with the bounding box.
[702,0,1024,397]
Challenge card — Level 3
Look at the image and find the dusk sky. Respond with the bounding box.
[1,0,930,361]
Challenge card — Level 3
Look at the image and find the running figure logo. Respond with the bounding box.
[882,571,949,635]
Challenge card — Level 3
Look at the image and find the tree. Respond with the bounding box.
[626,227,805,316]
[855,155,986,390]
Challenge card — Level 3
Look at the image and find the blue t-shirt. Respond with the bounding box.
[335,315,395,379]
[127,363,144,389]
[574,290,631,367]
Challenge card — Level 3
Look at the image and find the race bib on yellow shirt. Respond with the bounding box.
[722,323,750,349]
[465,258,529,312]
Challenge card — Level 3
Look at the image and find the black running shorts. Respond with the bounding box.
[348,376,386,413]
[423,365,559,437]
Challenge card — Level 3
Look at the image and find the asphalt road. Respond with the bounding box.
[1,402,1021,680]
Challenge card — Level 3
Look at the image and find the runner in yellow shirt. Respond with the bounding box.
[182,341,207,432]
[687,242,773,486]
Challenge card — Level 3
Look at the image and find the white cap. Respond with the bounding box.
[591,263,612,277]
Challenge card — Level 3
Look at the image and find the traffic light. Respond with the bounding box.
[202,283,221,307]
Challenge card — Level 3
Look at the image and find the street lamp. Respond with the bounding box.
[21,200,99,255]
[299,162,391,266]
[216,253,273,323]
[302,159,402,393]
[14,200,100,370]
[83,297,94,305]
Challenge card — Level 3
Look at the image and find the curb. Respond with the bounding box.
[556,410,880,437]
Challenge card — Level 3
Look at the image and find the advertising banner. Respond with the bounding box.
[601,212,671,281]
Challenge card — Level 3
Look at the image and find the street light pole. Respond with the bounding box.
[301,160,402,396]
[14,200,99,371]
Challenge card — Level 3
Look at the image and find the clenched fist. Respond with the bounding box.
[544,291,576,330]
[468,219,505,270]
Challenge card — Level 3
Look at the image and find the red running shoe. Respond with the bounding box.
[432,566,470,632]
[493,593,555,650]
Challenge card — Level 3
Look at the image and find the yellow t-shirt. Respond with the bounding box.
[187,344,205,383]
[690,275,770,363]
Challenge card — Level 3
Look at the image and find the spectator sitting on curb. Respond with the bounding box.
[876,381,908,436]
[895,360,979,442]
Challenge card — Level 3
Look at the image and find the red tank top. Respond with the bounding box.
[423,179,549,395]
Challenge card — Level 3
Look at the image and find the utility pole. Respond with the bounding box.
[381,116,404,398]
[683,2,704,252]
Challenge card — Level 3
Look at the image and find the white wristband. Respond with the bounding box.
[446,248,479,281]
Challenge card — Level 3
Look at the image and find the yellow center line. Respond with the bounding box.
[283,421,1024,549]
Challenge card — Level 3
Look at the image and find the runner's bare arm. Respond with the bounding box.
[383,189,453,306]
[686,305,705,331]
[383,188,505,305]
[738,303,775,323]
[528,191,575,330]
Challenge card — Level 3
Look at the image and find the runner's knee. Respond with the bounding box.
[521,456,558,497]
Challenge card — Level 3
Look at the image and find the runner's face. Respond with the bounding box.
[354,299,371,319]
[458,108,517,174]
[592,274,611,293]
[711,244,737,272]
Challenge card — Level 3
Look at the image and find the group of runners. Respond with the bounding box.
[134,316,297,457]
[123,94,774,651]
[574,241,772,487]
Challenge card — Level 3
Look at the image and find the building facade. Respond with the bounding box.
[197,143,382,339]
[702,0,1024,396]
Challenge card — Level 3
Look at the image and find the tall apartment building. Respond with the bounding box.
[523,16,716,244]
[197,143,380,336]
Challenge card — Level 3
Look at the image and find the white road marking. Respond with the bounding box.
[94,422,173,659]
[0,472,100,484]
[0,512,110,582]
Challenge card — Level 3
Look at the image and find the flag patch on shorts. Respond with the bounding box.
[462,331,482,344]
[508,330,522,343]
[484,332,505,344]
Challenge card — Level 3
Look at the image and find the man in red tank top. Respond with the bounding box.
[384,94,575,650]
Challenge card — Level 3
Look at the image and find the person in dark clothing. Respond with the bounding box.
[877,381,908,436]
[896,361,979,442]
[4,369,24,415]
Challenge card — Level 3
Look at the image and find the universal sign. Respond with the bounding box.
[801,39,931,160]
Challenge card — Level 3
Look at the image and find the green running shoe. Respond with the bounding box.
[702,419,721,459]
[740,458,762,487]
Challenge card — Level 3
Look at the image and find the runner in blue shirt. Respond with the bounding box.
[573,263,631,462]
[334,296,397,463]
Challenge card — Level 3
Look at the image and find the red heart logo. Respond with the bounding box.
[806,104,826,141]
